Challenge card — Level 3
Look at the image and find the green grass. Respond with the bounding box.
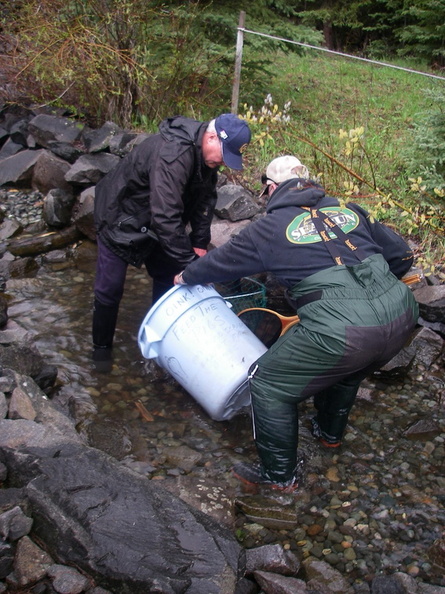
[236,50,445,273]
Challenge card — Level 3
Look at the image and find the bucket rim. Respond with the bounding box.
[140,283,224,327]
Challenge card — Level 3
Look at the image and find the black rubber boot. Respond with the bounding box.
[92,299,119,372]
[313,377,361,445]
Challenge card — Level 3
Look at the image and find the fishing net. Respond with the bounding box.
[214,277,267,314]
[237,308,283,347]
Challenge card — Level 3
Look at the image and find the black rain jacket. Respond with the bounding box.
[94,116,218,267]
[182,178,414,287]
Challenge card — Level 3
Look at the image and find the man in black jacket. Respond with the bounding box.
[92,113,251,366]
[174,155,418,492]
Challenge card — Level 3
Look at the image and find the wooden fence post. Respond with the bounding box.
[231,11,245,114]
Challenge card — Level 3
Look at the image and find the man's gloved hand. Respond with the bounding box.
[193,247,207,257]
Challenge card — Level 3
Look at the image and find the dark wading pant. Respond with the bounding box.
[92,239,183,349]
[249,254,419,484]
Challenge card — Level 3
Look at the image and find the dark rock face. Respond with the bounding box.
[25,447,241,593]
[214,184,260,222]
[0,378,242,593]
[27,114,84,148]
[43,188,77,228]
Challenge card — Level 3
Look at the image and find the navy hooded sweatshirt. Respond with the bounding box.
[182,178,413,288]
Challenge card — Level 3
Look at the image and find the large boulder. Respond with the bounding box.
[72,186,96,240]
[0,149,45,187]
[27,114,84,148]
[215,185,260,222]
[31,150,73,194]
[0,410,242,593]
[43,189,76,228]
[65,153,120,186]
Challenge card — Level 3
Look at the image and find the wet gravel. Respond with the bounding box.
[1,188,445,592]
[0,188,44,227]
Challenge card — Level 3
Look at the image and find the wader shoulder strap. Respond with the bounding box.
[307,206,367,266]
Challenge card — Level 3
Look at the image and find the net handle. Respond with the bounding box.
[238,307,300,334]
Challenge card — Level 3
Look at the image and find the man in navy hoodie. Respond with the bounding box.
[174,155,418,492]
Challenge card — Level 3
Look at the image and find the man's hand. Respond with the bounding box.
[193,247,207,257]
[174,271,186,285]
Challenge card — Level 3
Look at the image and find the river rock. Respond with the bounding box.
[402,417,441,440]
[162,475,236,527]
[71,186,96,240]
[47,564,93,593]
[47,140,86,164]
[43,188,76,228]
[32,149,73,194]
[235,495,300,530]
[428,539,445,571]
[377,326,444,376]
[0,218,22,241]
[25,444,240,593]
[83,121,123,153]
[9,118,31,147]
[27,114,85,148]
[0,293,9,330]
[245,543,301,576]
[303,557,355,594]
[8,386,37,421]
[64,153,120,186]
[109,132,139,156]
[7,225,82,257]
[215,184,260,222]
[9,256,39,278]
[209,217,250,249]
[0,345,56,389]
[0,540,14,579]
[253,570,308,593]
[0,505,33,542]
[0,138,24,160]
[0,394,7,418]
[413,285,445,323]
[0,149,46,187]
[6,534,54,589]
[0,321,31,346]
[0,379,243,593]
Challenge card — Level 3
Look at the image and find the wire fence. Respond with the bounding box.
[243,28,445,81]
[231,12,445,112]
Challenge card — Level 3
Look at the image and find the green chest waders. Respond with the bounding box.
[249,207,418,484]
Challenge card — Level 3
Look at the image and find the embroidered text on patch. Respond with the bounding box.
[286,207,359,244]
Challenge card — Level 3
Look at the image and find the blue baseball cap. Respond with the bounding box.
[215,113,251,170]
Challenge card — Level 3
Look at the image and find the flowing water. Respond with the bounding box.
[5,252,445,591]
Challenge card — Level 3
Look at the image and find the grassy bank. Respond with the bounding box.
[235,51,444,274]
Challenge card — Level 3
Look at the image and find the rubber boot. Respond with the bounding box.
[313,377,361,445]
[92,299,119,373]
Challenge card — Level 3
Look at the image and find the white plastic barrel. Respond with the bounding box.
[137,284,267,421]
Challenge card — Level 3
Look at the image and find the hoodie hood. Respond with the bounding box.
[266,178,326,213]
[159,116,206,146]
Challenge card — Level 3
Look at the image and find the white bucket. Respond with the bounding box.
[137,284,267,421]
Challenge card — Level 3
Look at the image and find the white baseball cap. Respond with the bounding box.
[265,155,309,184]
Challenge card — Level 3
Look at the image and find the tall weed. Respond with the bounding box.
[10,0,232,126]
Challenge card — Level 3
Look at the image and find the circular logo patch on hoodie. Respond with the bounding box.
[286,206,359,244]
